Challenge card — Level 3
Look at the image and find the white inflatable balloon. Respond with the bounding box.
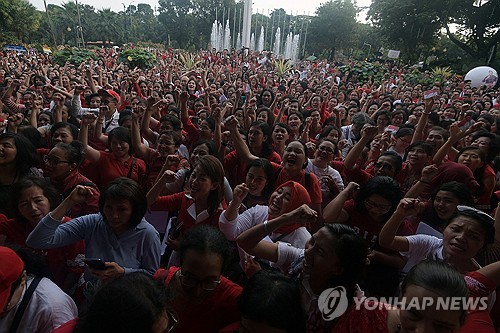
[465,66,498,88]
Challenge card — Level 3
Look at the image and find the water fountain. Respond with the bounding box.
[236,33,241,50]
[273,27,281,56]
[250,32,255,51]
[223,19,231,50]
[283,32,300,61]
[257,26,264,51]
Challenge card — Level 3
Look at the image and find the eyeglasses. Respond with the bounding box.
[374,162,393,171]
[178,270,221,291]
[43,155,72,165]
[364,198,392,212]
[456,206,494,224]
[101,99,114,105]
[166,309,179,333]
[317,146,334,154]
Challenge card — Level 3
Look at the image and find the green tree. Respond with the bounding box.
[0,0,40,42]
[307,0,358,60]
[369,0,500,64]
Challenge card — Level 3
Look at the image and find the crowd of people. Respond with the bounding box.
[0,46,500,332]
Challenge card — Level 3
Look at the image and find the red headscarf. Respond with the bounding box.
[271,181,312,234]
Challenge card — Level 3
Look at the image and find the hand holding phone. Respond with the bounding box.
[83,258,107,270]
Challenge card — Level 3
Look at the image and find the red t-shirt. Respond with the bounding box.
[150,192,224,235]
[224,150,282,189]
[96,151,146,188]
[154,266,242,333]
[0,217,85,290]
[271,164,322,205]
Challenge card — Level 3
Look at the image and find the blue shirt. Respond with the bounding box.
[27,213,161,279]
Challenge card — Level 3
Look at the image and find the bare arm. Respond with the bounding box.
[237,204,317,262]
[344,125,377,170]
[131,111,150,161]
[378,198,422,251]
[322,182,358,223]
[78,115,101,162]
[226,115,257,164]
[412,99,433,143]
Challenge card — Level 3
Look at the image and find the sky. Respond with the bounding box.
[28,0,372,21]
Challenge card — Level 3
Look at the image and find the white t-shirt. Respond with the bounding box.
[0,276,77,333]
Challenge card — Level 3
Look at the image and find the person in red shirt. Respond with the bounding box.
[0,177,84,297]
[79,115,146,189]
[148,155,226,266]
[154,225,242,333]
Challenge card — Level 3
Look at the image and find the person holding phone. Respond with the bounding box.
[26,177,161,286]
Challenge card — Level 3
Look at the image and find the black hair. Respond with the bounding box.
[319,125,341,140]
[286,140,309,169]
[53,140,85,166]
[405,141,433,161]
[323,224,368,303]
[258,88,275,107]
[0,132,39,176]
[272,122,290,134]
[248,121,274,158]
[158,130,182,146]
[191,139,219,160]
[316,137,338,155]
[471,131,500,163]
[12,176,61,221]
[50,122,79,144]
[202,117,216,132]
[193,155,224,215]
[431,181,473,206]
[108,127,133,155]
[118,110,133,127]
[179,225,233,273]
[402,260,468,326]
[159,115,182,131]
[256,106,275,128]
[354,176,402,219]
[75,272,171,333]
[239,270,305,333]
[449,208,495,248]
[18,125,44,149]
[85,93,101,105]
[99,178,147,228]
[246,158,275,197]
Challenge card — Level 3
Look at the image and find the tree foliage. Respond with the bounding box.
[369,0,500,64]
[0,0,40,42]
[307,0,358,60]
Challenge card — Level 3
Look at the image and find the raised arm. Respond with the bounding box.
[323,181,358,223]
[26,185,95,249]
[225,115,258,164]
[131,108,150,161]
[412,98,433,143]
[344,125,378,170]
[378,198,422,251]
[78,114,101,162]
[236,204,317,262]
[146,169,177,208]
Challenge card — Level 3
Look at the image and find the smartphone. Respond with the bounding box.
[83,258,107,270]
[424,89,439,100]
[457,116,472,131]
[168,217,183,240]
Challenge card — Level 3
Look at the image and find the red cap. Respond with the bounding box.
[0,247,24,313]
[98,89,120,104]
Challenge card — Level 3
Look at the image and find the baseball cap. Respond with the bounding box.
[98,89,120,104]
[0,247,24,312]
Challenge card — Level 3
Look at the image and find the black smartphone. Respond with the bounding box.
[83,258,107,270]
[168,217,183,240]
